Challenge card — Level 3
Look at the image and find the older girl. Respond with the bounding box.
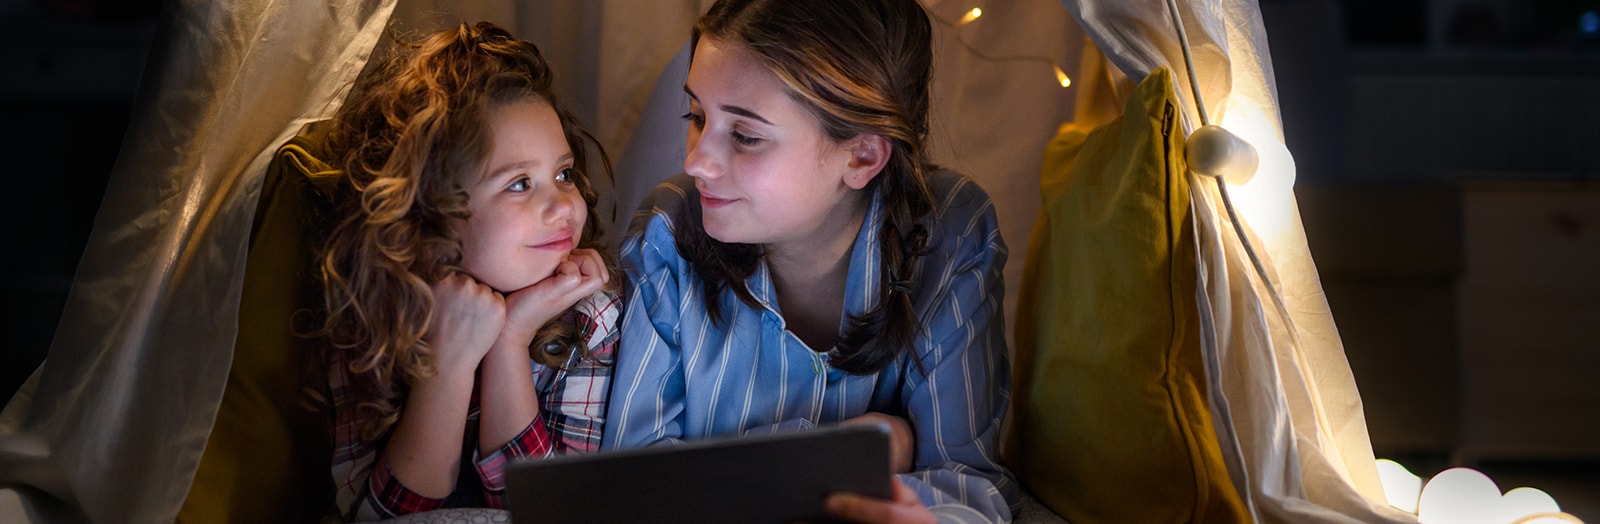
[317,22,618,521]
[603,1,1018,522]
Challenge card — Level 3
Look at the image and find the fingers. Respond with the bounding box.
[497,250,609,344]
[566,248,610,284]
[431,272,506,321]
[842,412,915,473]
[823,479,932,524]
[424,272,506,372]
[828,476,943,524]
[824,493,895,524]
[893,478,921,505]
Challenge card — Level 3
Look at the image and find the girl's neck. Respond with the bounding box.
[764,196,868,351]
[763,194,867,293]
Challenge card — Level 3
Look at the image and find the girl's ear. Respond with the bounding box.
[843,134,891,190]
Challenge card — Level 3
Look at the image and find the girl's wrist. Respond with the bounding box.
[497,310,559,352]
[491,328,536,355]
[485,334,535,363]
[426,357,481,382]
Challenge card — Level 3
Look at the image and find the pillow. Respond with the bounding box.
[176,122,341,523]
[1004,67,1248,522]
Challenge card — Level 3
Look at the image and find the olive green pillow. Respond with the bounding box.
[177,122,340,523]
[1006,67,1248,523]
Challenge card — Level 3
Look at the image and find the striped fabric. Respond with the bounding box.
[604,171,1019,523]
[328,289,620,522]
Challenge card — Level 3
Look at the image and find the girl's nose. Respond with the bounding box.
[683,133,722,180]
[543,191,576,223]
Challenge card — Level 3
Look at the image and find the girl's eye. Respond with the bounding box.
[508,178,529,192]
[731,130,761,147]
[681,112,706,130]
[555,168,576,184]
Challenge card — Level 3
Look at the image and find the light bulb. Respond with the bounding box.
[1375,459,1423,514]
[1499,487,1560,523]
[1186,125,1259,186]
[1417,468,1501,524]
[1053,65,1071,88]
[959,7,982,25]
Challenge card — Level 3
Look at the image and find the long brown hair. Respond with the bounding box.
[682,0,936,375]
[318,21,614,441]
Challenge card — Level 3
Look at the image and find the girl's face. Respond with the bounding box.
[682,37,869,250]
[459,99,587,292]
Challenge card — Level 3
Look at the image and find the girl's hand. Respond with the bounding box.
[824,477,936,524]
[498,248,610,347]
[426,272,506,376]
[843,412,915,474]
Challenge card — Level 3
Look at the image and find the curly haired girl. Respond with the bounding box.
[316,21,617,521]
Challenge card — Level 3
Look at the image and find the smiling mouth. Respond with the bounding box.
[699,193,736,209]
[531,230,575,250]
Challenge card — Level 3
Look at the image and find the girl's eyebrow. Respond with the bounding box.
[684,86,773,125]
[487,160,539,180]
[485,152,574,180]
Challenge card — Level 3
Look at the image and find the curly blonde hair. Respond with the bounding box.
[317,21,614,442]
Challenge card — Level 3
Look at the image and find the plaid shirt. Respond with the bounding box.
[328,290,620,522]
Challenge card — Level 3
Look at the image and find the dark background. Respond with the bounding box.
[1,0,161,402]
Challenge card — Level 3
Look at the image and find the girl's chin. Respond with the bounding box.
[702,219,751,245]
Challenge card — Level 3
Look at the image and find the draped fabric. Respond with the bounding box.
[0,0,1404,522]
[1055,1,1412,521]
[0,1,396,522]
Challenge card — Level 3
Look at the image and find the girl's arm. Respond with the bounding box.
[833,178,1019,523]
[377,364,478,498]
[476,329,544,458]
[473,250,608,501]
[893,197,1017,523]
[375,273,505,509]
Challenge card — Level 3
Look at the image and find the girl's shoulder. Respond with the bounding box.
[923,169,1001,239]
[625,174,697,241]
[619,175,697,272]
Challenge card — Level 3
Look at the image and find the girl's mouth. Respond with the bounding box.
[699,193,735,209]
[531,230,574,250]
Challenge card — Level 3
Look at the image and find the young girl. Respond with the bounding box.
[603,0,1018,522]
[316,22,618,521]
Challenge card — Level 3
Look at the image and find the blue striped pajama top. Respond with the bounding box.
[603,170,1019,523]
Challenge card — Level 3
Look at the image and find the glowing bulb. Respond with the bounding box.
[1417,468,1500,523]
[1187,125,1259,185]
[1499,487,1560,523]
[1215,103,1295,245]
[959,7,982,25]
[1053,65,1072,88]
[1375,459,1423,514]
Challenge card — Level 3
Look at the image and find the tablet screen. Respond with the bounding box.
[505,423,892,523]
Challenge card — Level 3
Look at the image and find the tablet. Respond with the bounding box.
[504,423,892,523]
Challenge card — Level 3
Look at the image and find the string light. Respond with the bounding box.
[959,7,983,25]
[926,4,1072,90]
[1053,65,1072,88]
